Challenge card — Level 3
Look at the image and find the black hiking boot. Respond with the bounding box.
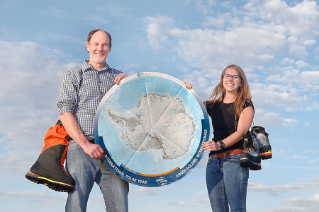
[251,126,272,160]
[26,144,75,192]
[239,151,262,171]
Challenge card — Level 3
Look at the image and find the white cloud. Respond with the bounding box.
[247,0,319,39]
[149,66,160,71]
[168,25,286,69]
[252,83,300,108]
[137,187,159,196]
[131,187,160,196]
[299,71,319,90]
[0,190,66,207]
[185,0,216,15]
[144,16,175,49]
[254,108,298,127]
[118,63,139,71]
[249,182,312,195]
[309,158,319,163]
[270,194,319,212]
[293,155,307,159]
[35,33,84,45]
[265,69,319,97]
[0,41,81,180]
[156,199,188,207]
[289,44,308,58]
[295,60,310,69]
[96,3,132,17]
[0,40,78,149]
[220,1,232,9]
[0,148,39,178]
[147,2,311,68]
[154,198,209,208]
[303,39,317,46]
[131,187,170,197]
[145,0,319,68]
[281,57,295,65]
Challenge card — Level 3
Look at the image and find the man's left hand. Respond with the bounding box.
[114,73,128,85]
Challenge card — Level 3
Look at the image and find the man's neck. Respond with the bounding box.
[88,60,105,70]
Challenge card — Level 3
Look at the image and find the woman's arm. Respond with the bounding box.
[202,105,254,151]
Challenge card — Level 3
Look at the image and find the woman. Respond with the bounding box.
[202,64,254,211]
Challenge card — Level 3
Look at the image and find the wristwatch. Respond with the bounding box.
[217,140,226,150]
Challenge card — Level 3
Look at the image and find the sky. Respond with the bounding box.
[0,0,319,211]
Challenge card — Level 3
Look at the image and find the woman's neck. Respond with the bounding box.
[223,92,237,103]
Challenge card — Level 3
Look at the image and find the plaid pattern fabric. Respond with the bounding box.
[57,60,122,137]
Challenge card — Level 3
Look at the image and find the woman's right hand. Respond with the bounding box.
[202,140,221,151]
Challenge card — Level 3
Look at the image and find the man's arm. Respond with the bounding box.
[59,112,104,160]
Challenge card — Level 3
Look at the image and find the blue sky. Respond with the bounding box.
[0,0,319,211]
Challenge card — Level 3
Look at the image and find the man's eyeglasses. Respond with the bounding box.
[223,74,241,81]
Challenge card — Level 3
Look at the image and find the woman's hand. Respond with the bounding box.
[202,140,221,151]
[183,81,193,90]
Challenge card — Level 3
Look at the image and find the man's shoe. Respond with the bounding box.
[25,121,75,192]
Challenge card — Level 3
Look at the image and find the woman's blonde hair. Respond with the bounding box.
[207,64,252,117]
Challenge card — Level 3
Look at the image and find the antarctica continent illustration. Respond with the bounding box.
[94,72,210,187]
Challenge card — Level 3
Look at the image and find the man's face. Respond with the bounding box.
[86,30,111,65]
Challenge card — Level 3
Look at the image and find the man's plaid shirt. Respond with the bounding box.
[57,60,122,137]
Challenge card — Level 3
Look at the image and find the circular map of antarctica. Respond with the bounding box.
[94,72,210,187]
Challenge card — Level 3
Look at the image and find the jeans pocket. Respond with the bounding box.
[68,140,81,151]
[228,154,240,162]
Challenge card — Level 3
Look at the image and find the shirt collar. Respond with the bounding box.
[82,60,110,72]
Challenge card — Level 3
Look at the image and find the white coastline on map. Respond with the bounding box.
[106,93,197,160]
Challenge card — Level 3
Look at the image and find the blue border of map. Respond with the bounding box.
[94,72,210,187]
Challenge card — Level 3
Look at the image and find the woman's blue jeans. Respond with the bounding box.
[206,154,249,212]
[65,140,129,212]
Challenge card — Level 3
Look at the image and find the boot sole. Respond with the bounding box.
[260,150,272,160]
[25,171,74,192]
[240,157,261,167]
[240,152,261,166]
[259,145,272,160]
[248,163,262,171]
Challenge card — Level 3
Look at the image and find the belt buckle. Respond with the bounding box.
[224,150,230,158]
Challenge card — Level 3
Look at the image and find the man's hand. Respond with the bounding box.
[183,81,193,90]
[114,73,128,85]
[82,143,105,160]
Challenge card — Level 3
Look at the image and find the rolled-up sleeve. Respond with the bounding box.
[57,69,80,115]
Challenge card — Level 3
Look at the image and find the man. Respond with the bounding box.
[57,29,129,212]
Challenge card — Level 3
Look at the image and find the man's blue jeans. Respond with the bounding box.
[65,140,129,212]
[206,154,249,212]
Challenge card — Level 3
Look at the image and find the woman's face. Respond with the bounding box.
[222,68,242,94]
